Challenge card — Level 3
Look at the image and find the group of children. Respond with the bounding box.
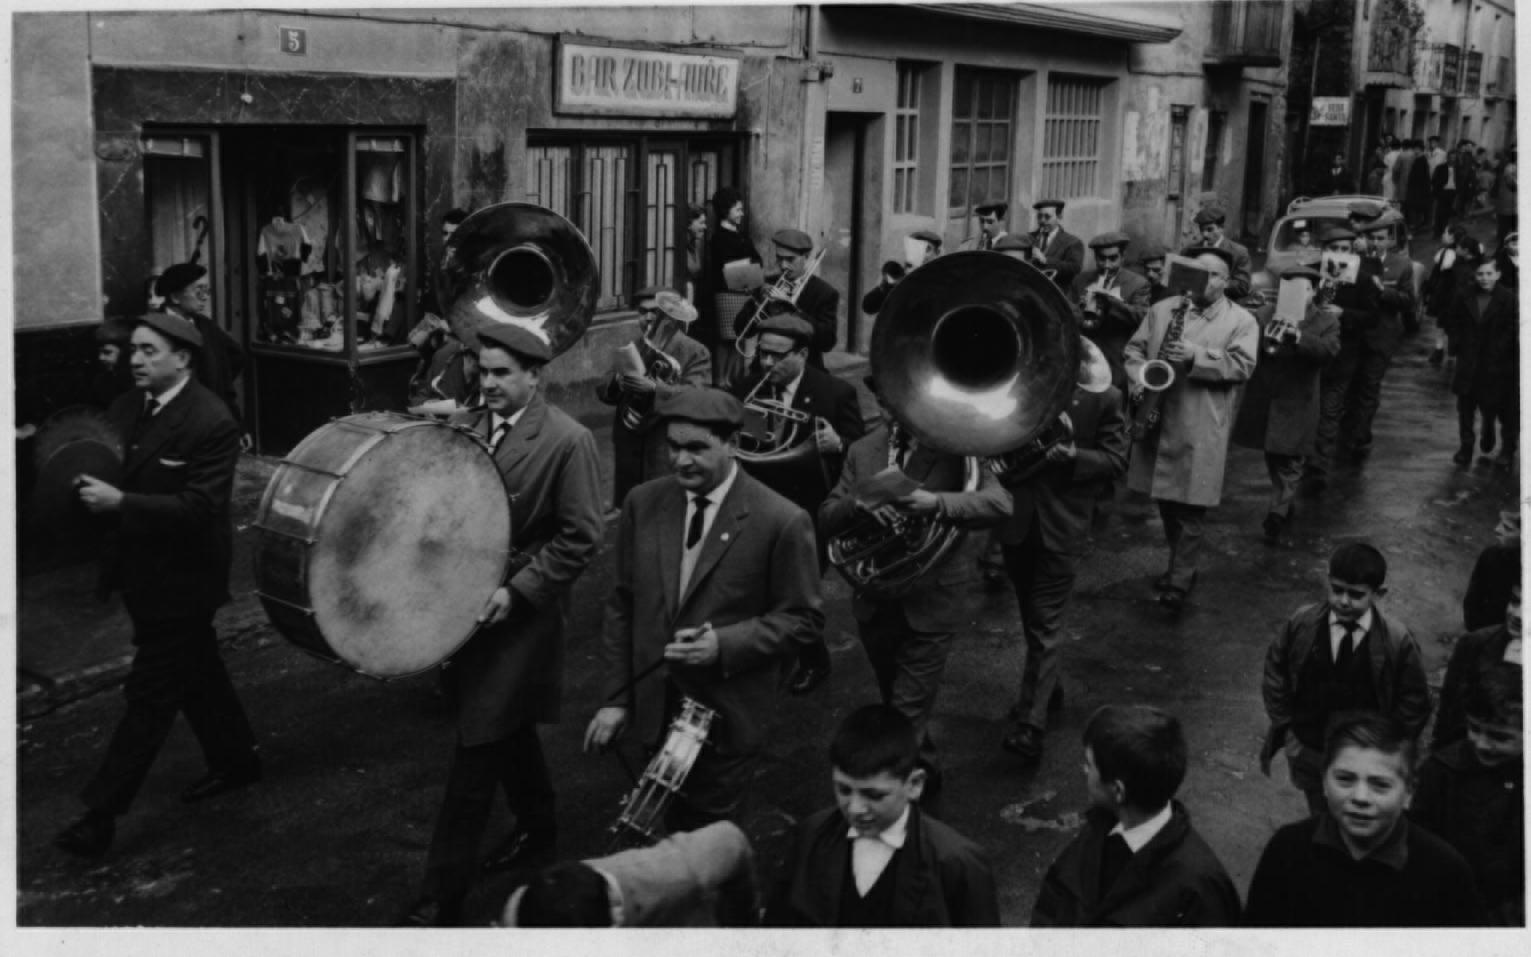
[498,539,1520,928]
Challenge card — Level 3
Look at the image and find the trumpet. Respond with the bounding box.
[617,335,682,430]
[881,260,907,285]
[1262,314,1301,355]
[734,246,827,358]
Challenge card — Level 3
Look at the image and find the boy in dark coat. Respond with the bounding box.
[1031,705,1240,926]
[1444,257,1519,468]
[1232,264,1341,542]
[1245,712,1489,926]
[766,705,999,927]
[1260,544,1432,815]
[1413,662,1524,925]
[1433,579,1521,753]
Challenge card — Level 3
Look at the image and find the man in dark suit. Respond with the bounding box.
[739,228,839,369]
[597,287,712,507]
[403,321,605,926]
[819,381,1011,788]
[54,313,260,859]
[1318,151,1354,196]
[1304,226,1382,493]
[586,389,824,832]
[1446,257,1519,468]
[1071,232,1153,392]
[1186,207,1253,301]
[1345,212,1417,458]
[995,356,1128,764]
[861,229,942,318]
[731,310,864,693]
[1027,199,1086,290]
[960,198,1010,251]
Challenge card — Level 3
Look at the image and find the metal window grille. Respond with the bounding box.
[645,151,679,292]
[894,64,923,214]
[1041,76,1107,199]
[525,143,630,311]
[949,67,1016,217]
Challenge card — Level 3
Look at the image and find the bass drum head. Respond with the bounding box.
[308,418,510,677]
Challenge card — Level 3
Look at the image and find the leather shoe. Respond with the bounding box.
[1002,725,1044,765]
[397,896,460,927]
[54,812,114,858]
[788,645,832,695]
[181,762,262,804]
[481,828,555,874]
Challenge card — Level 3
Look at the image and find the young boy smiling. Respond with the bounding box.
[1260,543,1432,814]
[766,704,999,926]
[1245,712,1489,925]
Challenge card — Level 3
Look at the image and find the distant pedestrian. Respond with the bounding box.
[1259,543,1432,816]
[1453,141,1479,216]
[1430,153,1460,237]
[1405,140,1432,232]
[1317,151,1352,196]
[1245,712,1490,926]
[1030,705,1240,927]
[1443,257,1518,468]
[1494,150,1517,243]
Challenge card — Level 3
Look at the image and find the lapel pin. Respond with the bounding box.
[721,532,730,542]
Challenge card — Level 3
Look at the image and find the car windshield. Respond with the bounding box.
[1271,215,1348,255]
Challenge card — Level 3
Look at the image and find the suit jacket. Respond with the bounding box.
[1260,601,1432,764]
[1366,251,1416,353]
[602,468,823,752]
[1326,256,1384,347]
[505,821,759,927]
[1232,302,1342,456]
[597,331,713,481]
[1036,227,1085,289]
[446,393,604,744]
[164,304,245,424]
[101,380,240,624]
[766,804,1000,927]
[995,385,1128,555]
[1031,803,1240,927]
[733,273,840,368]
[1071,268,1152,390]
[731,365,865,516]
[819,425,1012,631]
[1447,285,1519,406]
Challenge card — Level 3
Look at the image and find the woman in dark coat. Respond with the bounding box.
[707,186,761,386]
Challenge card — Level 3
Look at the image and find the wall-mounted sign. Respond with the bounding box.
[556,41,740,119]
[1309,97,1351,127]
[278,26,307,56]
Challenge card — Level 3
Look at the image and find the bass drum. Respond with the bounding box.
[253,412,510,679]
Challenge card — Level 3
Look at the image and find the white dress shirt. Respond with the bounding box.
[488,405,528,449]
[679,461,738,597]
[849,805,910,895]
[147,374,191,414]
[1329,608,1373,659]
[1109,802,1173,854]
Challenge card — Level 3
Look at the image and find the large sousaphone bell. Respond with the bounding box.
[436,202,599,356]
[828,251,1079,593]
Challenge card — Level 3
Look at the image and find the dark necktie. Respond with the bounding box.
[686,495,711,549]
[981,234,992,251]
[131,396,159,444]
[1099,832,1132,897]
[490,417,511,451]
[1334,621,1358,672]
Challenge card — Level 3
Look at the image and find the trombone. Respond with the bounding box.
[734,245,828,359]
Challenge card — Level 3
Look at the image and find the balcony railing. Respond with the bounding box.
[1463,50,1483,97]
[1205,0,1285,67]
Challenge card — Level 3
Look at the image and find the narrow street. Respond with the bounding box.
[15,275,1517,926]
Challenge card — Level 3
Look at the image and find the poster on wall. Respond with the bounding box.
[555,40,741,119]
[1309,97,1352,127]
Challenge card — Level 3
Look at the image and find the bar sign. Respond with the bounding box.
[279,26,307,56]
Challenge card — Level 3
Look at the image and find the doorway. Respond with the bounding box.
[823,112,874,353]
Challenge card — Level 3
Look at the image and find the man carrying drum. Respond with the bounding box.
[401,320,604,927]
[585,389,823,834]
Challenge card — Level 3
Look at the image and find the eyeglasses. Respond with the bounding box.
[186,283,211,296]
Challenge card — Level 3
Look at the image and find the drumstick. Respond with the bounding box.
[602,622,713,703]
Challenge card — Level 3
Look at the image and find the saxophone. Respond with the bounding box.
[617,335,682,431]
[1128,296,1192,441]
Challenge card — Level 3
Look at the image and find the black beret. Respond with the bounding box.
[1136,240,1168,264]
[1088,231,1130,250]
[1319,225,1357,244]
[1280,265,1323,284]
[1182,245,1235,271]
[136,312,203,350]
[756,312,814,345]
[633,285,665,302]
[1192,207,1227,226]
[476,321,553,364]
[156,263,208,298]
[909,229,943,246]
[993,233,1035,252]
[1032,198,1065,212]
[772,228,814,253]
[656,388,744,429]
[974,198,1009,216]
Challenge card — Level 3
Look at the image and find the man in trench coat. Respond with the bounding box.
[1124,248,1259,610]
[1232,265,1341,543]
[403,321,604,926]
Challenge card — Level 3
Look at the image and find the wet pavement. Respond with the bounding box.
[13,221,1521,927]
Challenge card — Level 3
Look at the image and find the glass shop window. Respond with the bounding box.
[143,133,219,318]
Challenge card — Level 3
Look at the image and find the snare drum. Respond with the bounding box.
[253,412,510,678]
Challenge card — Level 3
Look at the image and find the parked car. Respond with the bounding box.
[1250,195,1425,322]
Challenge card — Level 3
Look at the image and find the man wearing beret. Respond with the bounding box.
[1185,207,1253,302]
[1072,232,1153,392]
[961,199,1010,251]
[55,313,260,859]
[730,307,865,693]
[819,380,1012,793]
[1123,247,1259,611]
[156,262,247,432]
[1303,226,1384,493]
[737,228,840,370]
[862,229,943,317]
[1129,241,1176,305]
[1028,199,1085,290]
[597,287,713,506]
[403,320,604,926]
[1232,265,1342,542]
[586,388,824,831]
